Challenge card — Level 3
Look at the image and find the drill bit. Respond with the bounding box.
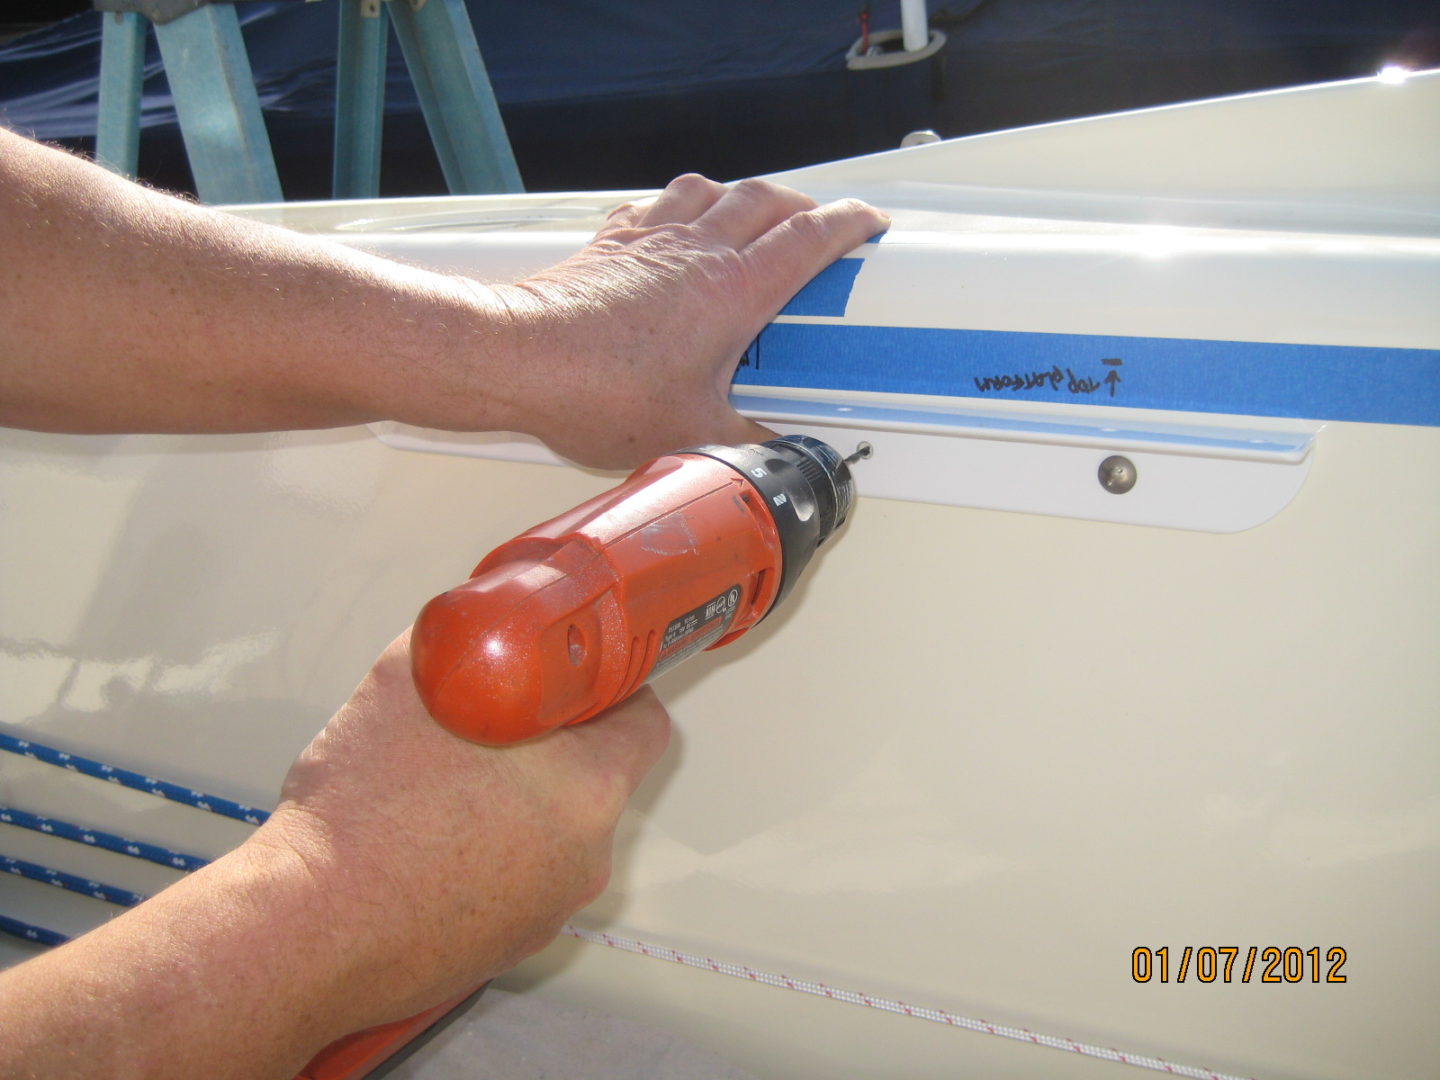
[844,442,873,466]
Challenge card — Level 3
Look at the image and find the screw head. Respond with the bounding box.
[1098,455,1137,494]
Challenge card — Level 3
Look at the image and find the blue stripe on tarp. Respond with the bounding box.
[0,733,270,826]
[778,259,864,318]
[0,914,69,948]
[735,323,1440,427]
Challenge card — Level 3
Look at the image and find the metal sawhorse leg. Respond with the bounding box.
[96,0,522,203]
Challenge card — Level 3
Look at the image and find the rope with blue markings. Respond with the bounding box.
[0,914,69,948]
[0,734,271,947]
[2,854,149,908]
[1,734,1255,1078]
[0,806,209,871]
[0,732,269,825]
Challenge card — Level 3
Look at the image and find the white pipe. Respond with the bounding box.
[900,0,928,52]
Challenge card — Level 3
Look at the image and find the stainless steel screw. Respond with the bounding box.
[1099,455,1137,494]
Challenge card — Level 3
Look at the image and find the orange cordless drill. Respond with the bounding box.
[411,435,863,744]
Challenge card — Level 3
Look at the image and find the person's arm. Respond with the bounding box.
[0,131,888,1075]
[0,632,671,1080]
[0,129,887,468]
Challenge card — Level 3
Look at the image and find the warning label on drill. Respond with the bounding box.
[652,585,742,679]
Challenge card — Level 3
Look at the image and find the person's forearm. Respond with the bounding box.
[0,128,518,435]
[0,836,369,1080]
[2,131,888,467]
[0,635,670,1079]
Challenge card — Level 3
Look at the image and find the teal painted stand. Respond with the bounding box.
[96,0,522,203]
[95,12,146,177]
[333,0,389,198]
[97,3,281,203]
[388,0,521,195]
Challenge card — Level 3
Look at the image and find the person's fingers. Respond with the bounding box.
[740,197,890,303]
[603,199,651,230]
[600,175,729,237]
[637,174,730,227]
[694,179,820,250]
[562,686,672,799]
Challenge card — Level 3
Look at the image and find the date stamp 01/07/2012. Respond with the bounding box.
[1132,946,1347,984]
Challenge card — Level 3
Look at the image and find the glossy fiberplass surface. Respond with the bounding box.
[252,73,1438,536]
[3,74,1439,1078]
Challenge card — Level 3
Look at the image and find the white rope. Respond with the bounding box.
[562,925,1255,1080]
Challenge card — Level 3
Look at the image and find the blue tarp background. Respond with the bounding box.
[1,1,1433,196]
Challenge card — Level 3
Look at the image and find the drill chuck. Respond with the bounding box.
[683,435,855,609]
[411,435,857,744]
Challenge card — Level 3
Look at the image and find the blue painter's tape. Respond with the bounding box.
[735,323,1440,427]
[778,259,864,318]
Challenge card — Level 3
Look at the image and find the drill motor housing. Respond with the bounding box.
[411,435,855,744]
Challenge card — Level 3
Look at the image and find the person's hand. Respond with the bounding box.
[252,629,671,1028]
[481,175,889,469]
[2,133,886,460]
[0,630,669,1078]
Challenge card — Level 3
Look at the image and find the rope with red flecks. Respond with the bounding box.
[0,733,1254,1078]
[561,925,1255,1080]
